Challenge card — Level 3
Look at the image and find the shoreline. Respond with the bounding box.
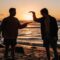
[0,44,60,60]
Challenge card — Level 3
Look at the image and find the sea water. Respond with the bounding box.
[17,22,60,46]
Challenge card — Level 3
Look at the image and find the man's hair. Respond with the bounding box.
[9,8,16,13]
[41,8,48,15]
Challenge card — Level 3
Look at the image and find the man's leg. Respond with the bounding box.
[4,45,9,59]
[45,46,50,60]
[11,45,15,59]
[43,40,50,60]
[51,40,59,60]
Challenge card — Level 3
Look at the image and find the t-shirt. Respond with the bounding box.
[44,17,50,38]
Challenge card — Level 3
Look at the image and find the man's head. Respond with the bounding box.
[9,8,16,16]
[40,8,49,17]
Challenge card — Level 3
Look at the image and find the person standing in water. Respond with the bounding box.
[29,8,58,60]
[1,8,28,60]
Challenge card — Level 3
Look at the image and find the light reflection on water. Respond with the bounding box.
[17,23,60,45]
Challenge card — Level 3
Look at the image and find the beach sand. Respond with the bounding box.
[0,44,60,60]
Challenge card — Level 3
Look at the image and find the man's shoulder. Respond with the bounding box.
[14,17,20,22]
[3,17,9,20]
[4,16,18,21]
[38,17,45,22]
[49,16,57,24]
[14,17,18,20]
[2,17,19,24]
[49,15,56,20]
[2,17,9,22]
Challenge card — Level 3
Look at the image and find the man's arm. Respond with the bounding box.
[16,18,29,29]
[19,23,28,29]
[29,11,40,22]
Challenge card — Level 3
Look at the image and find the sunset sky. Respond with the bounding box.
[0,0,60,21]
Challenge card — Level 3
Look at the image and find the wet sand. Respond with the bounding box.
[0,44,60,60]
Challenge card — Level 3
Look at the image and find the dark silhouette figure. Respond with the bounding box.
[30,8,59,60]
[1,8,28,60]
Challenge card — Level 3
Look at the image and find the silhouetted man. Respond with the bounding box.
[1,8,28,60]
[30,8,58,60]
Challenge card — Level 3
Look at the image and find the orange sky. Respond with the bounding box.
[0,0,60,21]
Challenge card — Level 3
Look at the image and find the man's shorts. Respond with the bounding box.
[3,39,17,46]
[43,37,57,47]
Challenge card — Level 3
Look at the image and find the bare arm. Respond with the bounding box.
[19,23,28,29]
[16,18,29,29]
[29,11,40,22]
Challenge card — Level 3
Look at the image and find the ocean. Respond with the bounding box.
[0,21,60,60]
[17,22,60,47]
